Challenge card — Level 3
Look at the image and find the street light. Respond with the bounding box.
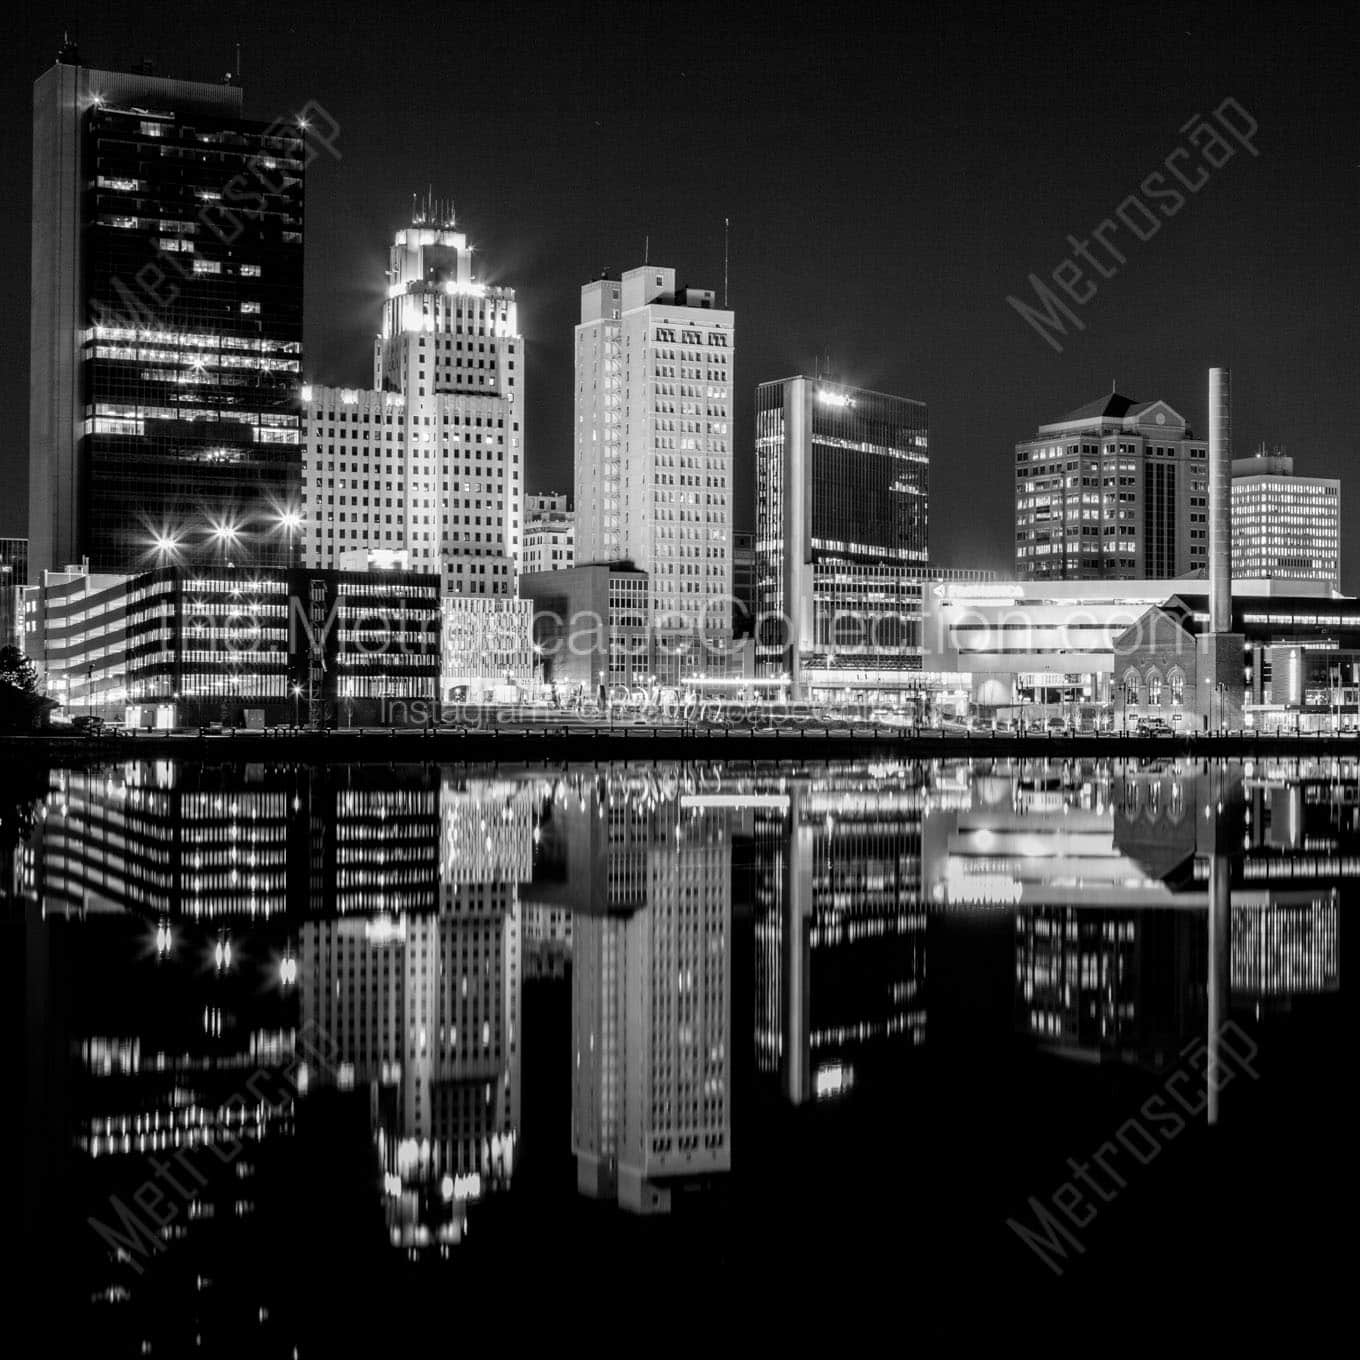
[209,520,242,569]
[275,508,303,564]
[292,681,302,728]
[149,528,183,564]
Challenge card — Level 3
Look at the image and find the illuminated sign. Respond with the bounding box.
[816,389,855,408]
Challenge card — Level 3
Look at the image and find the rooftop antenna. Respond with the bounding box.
[723,217,729,308]
[1112,378,1117,393]
[234,42,241,80]
[644,234,650,266]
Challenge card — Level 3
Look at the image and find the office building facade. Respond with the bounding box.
[22,562,441,725]
[754,375,929,697]
[1014,392,1207,579]
[1232,451,1340,591]
[574,266,734,679]
[301,210,522,598]
[441,594,535,701]
[522,492,575,574]
[29,49,304,579]
[732,528,755,638]
[0,539,28,646]
[520,563,649,694]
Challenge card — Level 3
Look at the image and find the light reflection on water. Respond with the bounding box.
[6,756,1352,1350]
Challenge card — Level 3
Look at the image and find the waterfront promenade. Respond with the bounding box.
[5,720,1358,764]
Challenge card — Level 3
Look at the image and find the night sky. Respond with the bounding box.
[6,0,1358,587]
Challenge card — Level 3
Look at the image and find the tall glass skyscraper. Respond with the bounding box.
[29,45,304,577]
[754,376,929,698]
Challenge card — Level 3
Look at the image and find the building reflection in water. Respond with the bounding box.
[922,757,1343,1068]
[299,776,536,1253]
[8,753,1355,1345]
[532,770,732,1213]
[753,766,927,1104]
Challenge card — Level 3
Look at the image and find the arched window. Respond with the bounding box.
[1123,670,1140,706]
[1147,670,1163,705]
[1168,669,1185,705]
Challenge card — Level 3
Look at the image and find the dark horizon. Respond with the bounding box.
[6,0,1357,589]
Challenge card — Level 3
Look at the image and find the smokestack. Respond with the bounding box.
[1208,367,1232,633]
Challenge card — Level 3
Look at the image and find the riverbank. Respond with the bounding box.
[3,724,1358,764]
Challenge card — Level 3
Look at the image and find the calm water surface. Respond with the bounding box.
[6,755,1354,1350]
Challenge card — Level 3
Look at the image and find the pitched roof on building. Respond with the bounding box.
[1058,392,1147,422]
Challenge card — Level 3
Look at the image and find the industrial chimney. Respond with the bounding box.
[1208,367,1232,633]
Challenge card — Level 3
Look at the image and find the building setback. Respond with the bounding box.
[302,209,522,597]
[1231,450,1340,591]
[574,266,734,679]
[29,46,304,579]
[1014,391,1207,580]
[522,492,575,575]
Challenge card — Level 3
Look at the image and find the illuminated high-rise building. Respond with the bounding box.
[754,375,929,696]
[574,266,734,679]
[29,45,304,579]
[1014,391,1208,580]
[301,205,523,597]
[1231,450,1340,591]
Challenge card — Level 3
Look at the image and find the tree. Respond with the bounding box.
[0,645,56,732]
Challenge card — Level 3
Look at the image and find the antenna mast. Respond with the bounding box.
[723,217,729,308]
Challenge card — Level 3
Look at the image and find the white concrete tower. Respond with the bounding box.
[302,201,523,598]
[574,266,735,680]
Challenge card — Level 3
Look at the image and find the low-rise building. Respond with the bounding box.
[22,563,441,726]
[922,575,1342,722]
[520,563,649,697]
[441,595,535,702]
[1113,593,1360,731]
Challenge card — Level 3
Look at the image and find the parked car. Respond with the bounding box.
[992,718,1018,736]
[1136,717,1173,737]
[71,715,105,735]
[1044,717,1068,735]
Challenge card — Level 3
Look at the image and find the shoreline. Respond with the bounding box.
[3,725,1355,764]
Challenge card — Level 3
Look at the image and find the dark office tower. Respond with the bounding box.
[29,48,304,578]
[754,376,928,693]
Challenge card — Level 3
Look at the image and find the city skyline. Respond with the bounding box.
[4,1,1358,591]
[7,3,1358,1339]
